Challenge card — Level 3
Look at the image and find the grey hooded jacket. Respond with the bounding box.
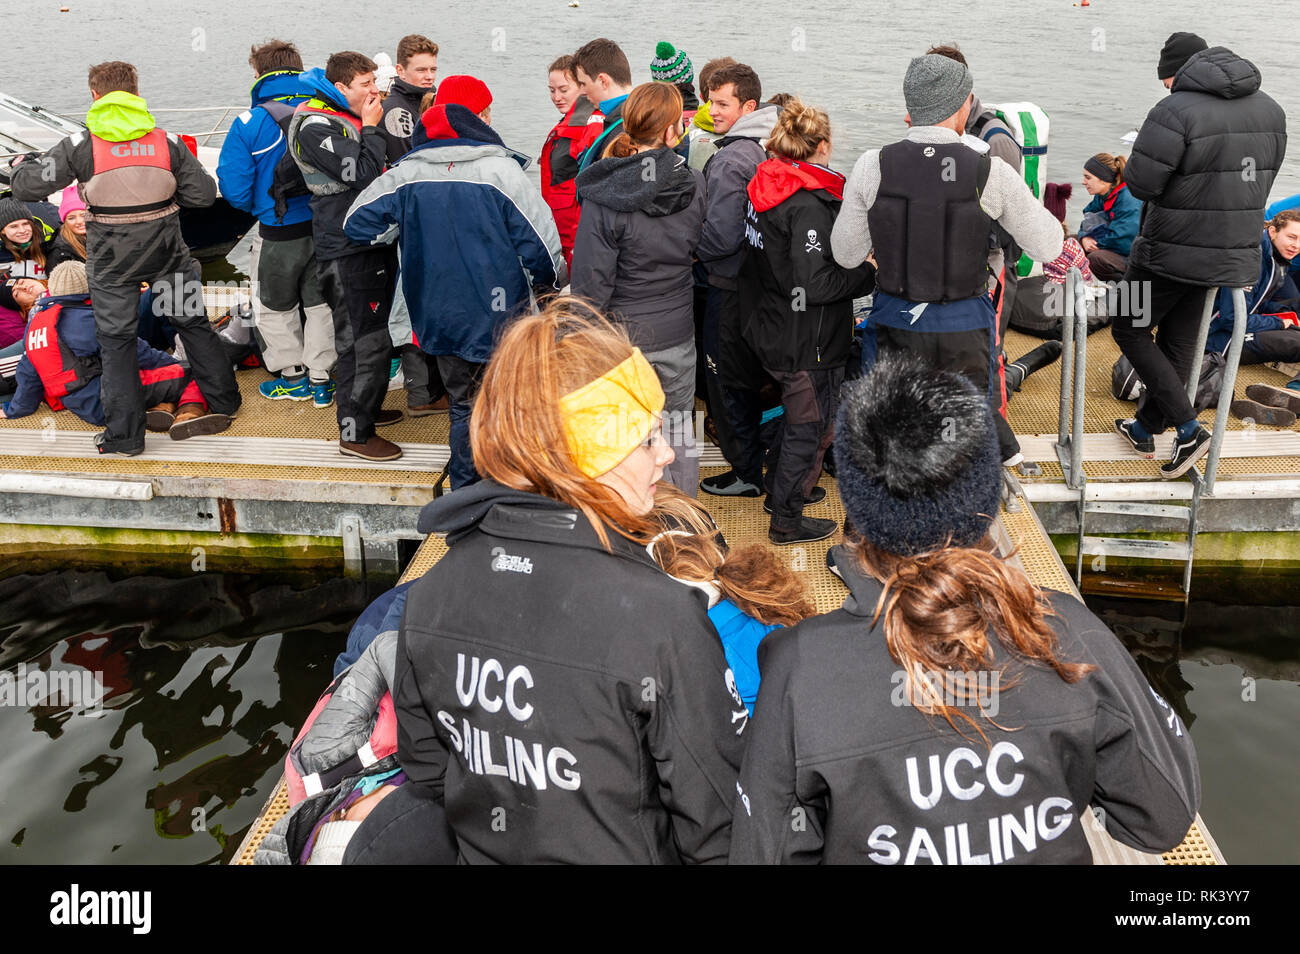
[697,104,780,288]
[571,146,706,351]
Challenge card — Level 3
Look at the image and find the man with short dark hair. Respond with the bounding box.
[1112,35,1287,478]
[289,51,403,461]
[695,63,780,498]
[380,34,439,162]
[217,40,338,409]
[573,38,634,172]
[10,61,239,455]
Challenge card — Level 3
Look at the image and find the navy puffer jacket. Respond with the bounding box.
[1125,47,1287,287]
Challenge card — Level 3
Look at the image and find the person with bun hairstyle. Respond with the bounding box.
[740,99,876,544]
[391,298,747,864]
[729,352,1201,864]
[1079,153,1141,281]
[572,82,706,495]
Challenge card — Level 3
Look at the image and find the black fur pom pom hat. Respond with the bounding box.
[834,352,1001,557]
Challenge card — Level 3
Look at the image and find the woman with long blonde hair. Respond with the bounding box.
[386,297,747,864]
[730,352,1202,865]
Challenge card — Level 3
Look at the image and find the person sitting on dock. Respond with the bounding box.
[0,262,231,440]
[1078,153,1141,282]
[217,39,339,411]
[728,351,1203,864]
[383,298,744,864]
[343,75,566,489]
[7,60,241,457]
[1207,208,1300,423]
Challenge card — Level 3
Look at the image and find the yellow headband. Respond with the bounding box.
[559,349,666,478]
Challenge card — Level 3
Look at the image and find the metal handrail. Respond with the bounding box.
[1055,267,1089,489]
[1200,287,1248,493]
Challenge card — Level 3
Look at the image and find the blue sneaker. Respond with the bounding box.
[259,376,311,402]
[312,380,336,408]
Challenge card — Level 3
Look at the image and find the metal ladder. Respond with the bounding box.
[1053,269,1250,595]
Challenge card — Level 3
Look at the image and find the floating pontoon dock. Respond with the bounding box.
[228,470,1226,864]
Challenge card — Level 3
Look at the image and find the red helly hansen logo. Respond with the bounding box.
[27,327,49,350]
[109,141,157,158]
[369,301,380,313]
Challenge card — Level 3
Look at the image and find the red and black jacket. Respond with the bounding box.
[739,157,876,371]
[541,100,602,263]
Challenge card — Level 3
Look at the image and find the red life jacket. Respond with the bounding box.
[542,102,602,262]
[285,669,399,806]
[24,299,100,411]
[86,128,175,218]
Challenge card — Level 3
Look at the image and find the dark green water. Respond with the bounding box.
[0,565,392,865]
[0,565,1294,864]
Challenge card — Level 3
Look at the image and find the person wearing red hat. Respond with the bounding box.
[344,74,566,489]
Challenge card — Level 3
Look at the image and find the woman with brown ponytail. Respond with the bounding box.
[571,81,706,496]
[1079,152,1142,281]
[729,352,1201,865]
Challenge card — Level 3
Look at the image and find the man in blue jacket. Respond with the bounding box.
[344,76,565,488]
[217,40,338,409]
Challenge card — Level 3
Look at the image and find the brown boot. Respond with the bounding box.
[339,435,403,461]
[375,408,404,427]
[146,402,177,432]
[407,395,449,417]
[169,403,232,441]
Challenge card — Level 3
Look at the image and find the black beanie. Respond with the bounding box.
[1158,32,1208,80]
[834,352,1001,557]
[0,198,31,234]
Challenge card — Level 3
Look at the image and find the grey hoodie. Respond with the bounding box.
[571,146,706,351]
[697,104,780,288]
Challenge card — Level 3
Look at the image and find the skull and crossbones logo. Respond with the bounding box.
[805,229,822,253]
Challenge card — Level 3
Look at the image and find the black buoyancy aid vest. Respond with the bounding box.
[868,140,993,303]
[24,300,101,411]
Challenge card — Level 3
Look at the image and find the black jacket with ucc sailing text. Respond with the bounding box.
[396,481,748,863]
[729,556,1201,864]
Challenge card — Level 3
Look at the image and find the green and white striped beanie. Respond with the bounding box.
[650,41,694,85]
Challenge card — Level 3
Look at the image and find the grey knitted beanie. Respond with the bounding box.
[904,54,974,126]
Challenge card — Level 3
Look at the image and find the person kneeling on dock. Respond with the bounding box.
[0,262,230,440]
[729,353,1202,864]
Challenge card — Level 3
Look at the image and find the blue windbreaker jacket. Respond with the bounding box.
[216,70,316,227]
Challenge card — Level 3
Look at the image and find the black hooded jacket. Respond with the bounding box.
[379,76,433,163]
[1126,46,1287,286]
[395,481,747,864]
[570,146,706,352]
[739,158,876,371]
[729,555,1201,865]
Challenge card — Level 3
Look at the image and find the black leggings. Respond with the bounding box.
[342,783,458,865]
